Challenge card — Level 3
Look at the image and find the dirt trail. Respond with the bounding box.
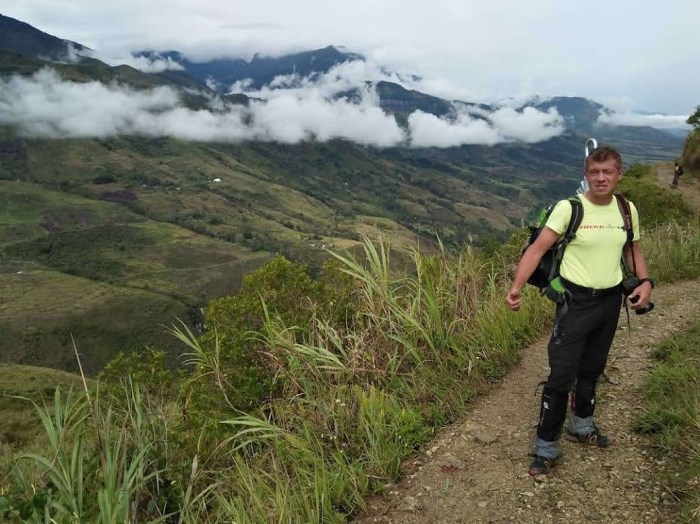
[355,279,700,523]
[657,163,700,210]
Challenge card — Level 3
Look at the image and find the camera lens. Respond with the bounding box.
[635,302,655,315]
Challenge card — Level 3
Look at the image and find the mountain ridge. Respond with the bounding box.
[0,12,686,158]
[0,13,89,61]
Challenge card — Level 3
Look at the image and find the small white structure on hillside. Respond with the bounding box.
[212,178,222,183]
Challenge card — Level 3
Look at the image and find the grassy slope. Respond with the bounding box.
[0,363,87,447]
[0,180,269,374]
[0,96,678,379]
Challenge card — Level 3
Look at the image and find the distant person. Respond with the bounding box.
[506,146,654,476]
[672,162,684,187]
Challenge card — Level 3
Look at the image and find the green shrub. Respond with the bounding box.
[682,130,700,169]
[617,163,694,227]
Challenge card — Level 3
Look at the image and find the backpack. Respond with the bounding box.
[524,194,633,292]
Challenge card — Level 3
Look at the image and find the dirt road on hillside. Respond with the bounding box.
[657,163,700,210]
[354,165,700,524]
[354,279,700,524]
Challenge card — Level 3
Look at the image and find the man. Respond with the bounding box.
[672,162,683,187]
[506,146,654,476]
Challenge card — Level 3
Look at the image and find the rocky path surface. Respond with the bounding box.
[355,279,700,524]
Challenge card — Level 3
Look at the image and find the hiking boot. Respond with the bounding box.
[566,427,611,448]
[528,455,556,476]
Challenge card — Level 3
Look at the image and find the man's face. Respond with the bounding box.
[585,159,622,198]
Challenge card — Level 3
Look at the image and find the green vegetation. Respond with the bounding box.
[0,126,582,374]
[616,163,699,283]
[0,152,697,521]
[682,105,700,169]
[618,163,695,227]
[687,105,700,131]
[0,238,552,521]
[637,320,700,523]
[0,180,269,373]
[2,180,698,520]
[0,364,86,452]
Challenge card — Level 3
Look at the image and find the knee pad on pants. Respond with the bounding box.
[572,377,598,418]
[536,387,569,442]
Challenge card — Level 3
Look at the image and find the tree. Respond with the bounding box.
[687,105,700,130]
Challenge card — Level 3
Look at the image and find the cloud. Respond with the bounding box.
[248,90,405,146]
[91,50,186,73]
[407,106,564,147]
[597,111,690,130]
[0,68,405,145]
[489,107,564,142]
[0,69,180,138]
[0,67,564,148]
[408,111,501,147]
[227,59,566,146]
[229,59,401,100]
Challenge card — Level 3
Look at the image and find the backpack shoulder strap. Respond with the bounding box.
[614,193,636,275]
[547,196,583,282]
[561,195,583,245]
[614,193,634,247]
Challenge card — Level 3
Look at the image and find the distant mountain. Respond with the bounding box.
[1,13,683,164]
[138,45,364,91]
[529,96,683,162]
[0,13,89,61]
[532,96,608,133]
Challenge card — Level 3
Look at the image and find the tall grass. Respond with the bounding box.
[636,320,700,523]
[2,379,176,522]
[642,219,700,282]
[156,236,551,521]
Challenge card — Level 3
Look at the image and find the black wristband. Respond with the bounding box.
[638,277,654,289]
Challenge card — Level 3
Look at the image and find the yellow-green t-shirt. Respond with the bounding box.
[545,196,640,289]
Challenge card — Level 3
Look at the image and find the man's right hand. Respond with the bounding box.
[506,288,521,311]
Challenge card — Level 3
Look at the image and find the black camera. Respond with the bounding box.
[621,277,654,315]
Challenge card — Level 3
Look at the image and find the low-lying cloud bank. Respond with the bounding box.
[0,68,565,147]
[597,111,690,130]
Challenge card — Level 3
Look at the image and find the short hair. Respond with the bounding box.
[585,146,622,172]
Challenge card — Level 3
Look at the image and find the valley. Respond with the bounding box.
[0,12,687,375]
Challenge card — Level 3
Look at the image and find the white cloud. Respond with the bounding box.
[489,107,564,142]
[96,50,186,73]
[408,111,501,147]
[230,59,400,100]
[403,77,480,104]
[0,69,180,138]
[0,68,406,146]
[597,111,690,130]
[407,105,564,147]
[248,91,405,146]
[0,68,566,148]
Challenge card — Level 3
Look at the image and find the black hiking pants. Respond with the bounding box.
[537,281,623,442]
